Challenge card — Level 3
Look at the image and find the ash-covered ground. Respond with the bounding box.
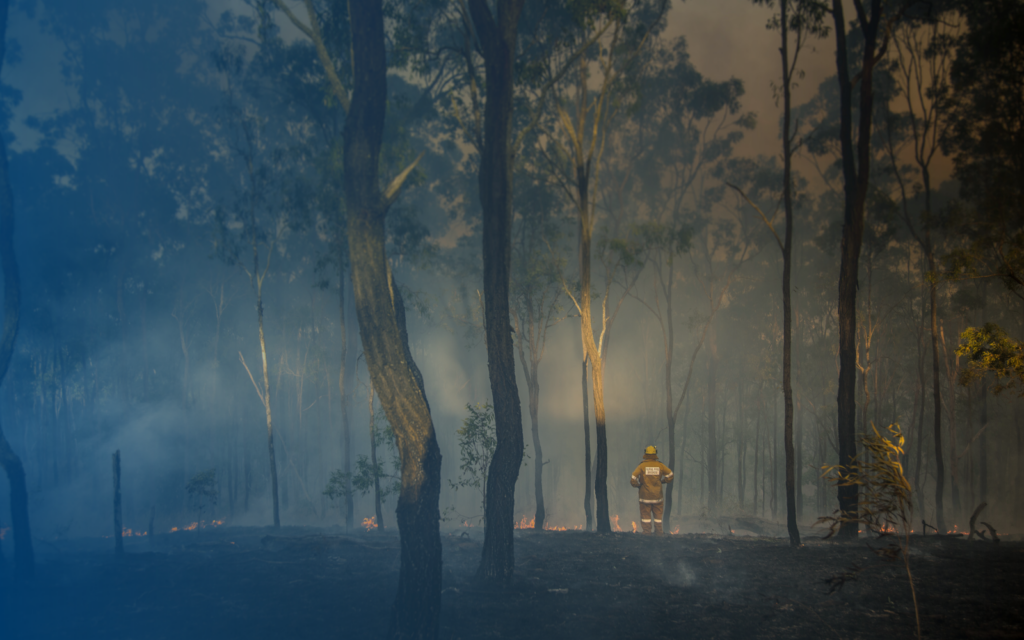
[2,524,1021,639]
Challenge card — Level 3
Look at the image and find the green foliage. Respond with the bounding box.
[447,403,497,522]
[817,423,921,638]
[818,424,912,539]
[324,409,401,503]
[956,323,1024,396]
[186,469,218,519]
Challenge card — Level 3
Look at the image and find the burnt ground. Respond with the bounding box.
[2,524,1022,639]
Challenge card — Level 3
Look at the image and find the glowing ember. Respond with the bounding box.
[169,520,224,533]
[511,515,583,531]
[363,516,377,531]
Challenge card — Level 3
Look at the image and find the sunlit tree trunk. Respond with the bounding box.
[582,355,593,531]
[345,3,442,635]
[366,384,384,531]
[252,241,281,528]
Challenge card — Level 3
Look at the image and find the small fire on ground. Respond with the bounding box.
[0,527,9,540]
[512,515,583,531]
[363,516,378,531]
[170,520,224,533]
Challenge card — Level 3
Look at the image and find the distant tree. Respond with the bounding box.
[266,0,446,635]
[956,324,1024,397]
[211,45,291,528]
[447,402,498,523]
[624,34,753,529]
[186,469,219,522]
[828,0,894,537]
[509,172,568,531]
[942,0,1024,269]
[324,398,401,531]
[538,0,669,534]
[0,0,34,582]
[745,0,829,546]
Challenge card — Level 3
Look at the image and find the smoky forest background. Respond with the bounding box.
[0,0,1022,584]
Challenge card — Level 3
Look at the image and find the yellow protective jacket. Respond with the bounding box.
[630,454,673,503]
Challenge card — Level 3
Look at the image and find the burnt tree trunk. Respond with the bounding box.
[780,0,800,546]
[113,450,123,555]
[0,0,33,580]
[831,0,883,538]
[468,0,526,584]
[369,385,384,531]
[524,363,545,530]
[706,325,719,514]
[345,3,442,636]
[339,263,354,531]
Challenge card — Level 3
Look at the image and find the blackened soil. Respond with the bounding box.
[3,526,1022,639]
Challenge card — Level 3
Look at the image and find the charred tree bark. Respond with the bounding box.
[468,0,526,584]
[780,0,800,546]
[339,265,354,531]
[831,0,884,538]
[706,325,719,515]
[113,450,123,555]
[345,3,442,636]
[369,385,384,531]
[0,0,33,580]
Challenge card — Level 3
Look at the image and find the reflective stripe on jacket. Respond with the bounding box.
[630,454,673,502]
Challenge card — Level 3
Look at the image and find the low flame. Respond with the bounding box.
[611,515,621,532]
[631,521,637,533]
[0,527,9,541]
[512,515,583,531]
[169,520,224,533]
[672,527,680,535]
[121,528,147,537]
[363,516,377,532]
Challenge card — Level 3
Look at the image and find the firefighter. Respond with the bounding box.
[630,446,673,535]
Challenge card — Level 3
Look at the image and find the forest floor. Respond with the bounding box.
[2,521,1022,639]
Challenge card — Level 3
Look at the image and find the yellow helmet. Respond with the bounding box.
[645,445,657,455]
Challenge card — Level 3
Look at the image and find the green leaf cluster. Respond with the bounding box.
[956,323,1024,396]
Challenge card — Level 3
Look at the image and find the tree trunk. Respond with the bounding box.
[582,355,593,531]
[529,371,545,529]
[831,0,882,538]
[780,0,799,546]
[255,272,280,528]
[113,450,123,555]
[706,325,719,515]
[345,3,442,636]
[339,265,354,531]
[0,0,33,577]
[468,0,526,584]
[928,270,945,531]
[369,385,384,531]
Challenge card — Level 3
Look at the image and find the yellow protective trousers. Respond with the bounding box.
[638,501,664,534]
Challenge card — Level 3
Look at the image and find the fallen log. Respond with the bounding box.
[968,503,987,541]
[980,521,1000,544]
